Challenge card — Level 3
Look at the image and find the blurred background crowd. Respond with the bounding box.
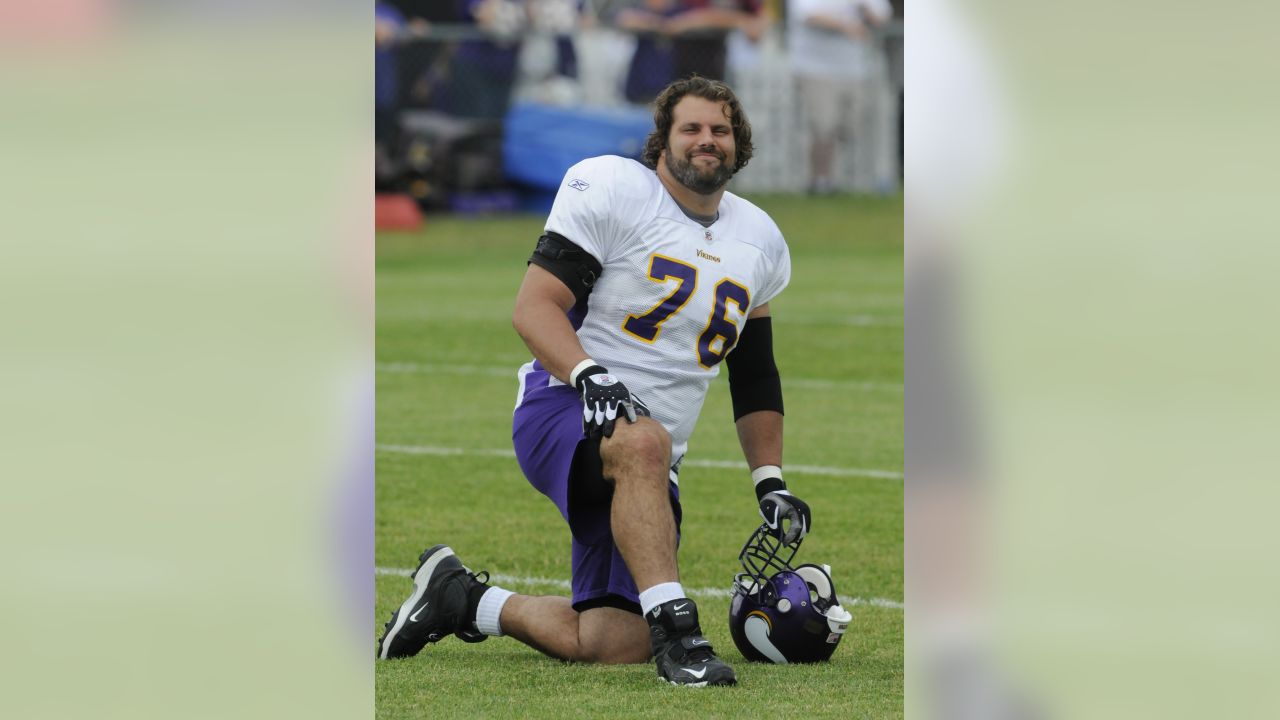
[375,0,903,218]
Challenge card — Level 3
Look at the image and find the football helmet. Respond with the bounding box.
[728,522,853,663]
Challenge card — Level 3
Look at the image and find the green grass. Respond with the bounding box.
[376,193,903,718]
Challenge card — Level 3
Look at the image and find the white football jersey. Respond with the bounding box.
[522,155,791,470]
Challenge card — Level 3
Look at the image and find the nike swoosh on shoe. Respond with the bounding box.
[409,602,430,622]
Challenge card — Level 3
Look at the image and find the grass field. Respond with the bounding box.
[375,193,903,718]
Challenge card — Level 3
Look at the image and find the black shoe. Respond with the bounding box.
[454,567,492,644]
[377,545,486,659]
[647,599,737,687]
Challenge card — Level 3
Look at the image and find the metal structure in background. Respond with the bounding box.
[378,23,903,203]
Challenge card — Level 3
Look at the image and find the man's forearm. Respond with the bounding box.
[805,13,859,34]
[667,8,755,34]
[735,410,783,470]
[512,298,589,384]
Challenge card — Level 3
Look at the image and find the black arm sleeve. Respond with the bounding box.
[725,316,784,421]
[527,232,603,306]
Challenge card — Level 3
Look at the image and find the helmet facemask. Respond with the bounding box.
[734,522,801,600]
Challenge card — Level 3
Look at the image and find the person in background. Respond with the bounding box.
[787,0,893,194]
[450,0,527,119]
[665,0,765,82]
[618,0,764,103]
[523,0,585,104]
[616,0,678,104]
[375,1,406,188]
[381,0,457,111]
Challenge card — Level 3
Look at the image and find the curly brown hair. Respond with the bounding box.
[640,76,754,174]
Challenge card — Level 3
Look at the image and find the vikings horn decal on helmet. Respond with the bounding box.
[728,523,853,663]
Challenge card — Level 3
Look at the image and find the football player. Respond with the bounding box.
[379,77,812,687]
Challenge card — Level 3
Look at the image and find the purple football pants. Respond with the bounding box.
[512,362,681,611]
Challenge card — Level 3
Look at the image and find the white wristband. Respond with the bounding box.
[751,465,783,486]
[569,358,599,388]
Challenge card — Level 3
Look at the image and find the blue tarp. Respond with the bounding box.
[503,103,654,190]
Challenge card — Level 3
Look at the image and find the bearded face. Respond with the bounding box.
[661,96,738,195]
[664,144,735,195]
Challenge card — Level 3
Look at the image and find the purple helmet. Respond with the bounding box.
[728,523,853,664]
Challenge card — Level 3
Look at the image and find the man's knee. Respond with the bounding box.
[600,417,670,482]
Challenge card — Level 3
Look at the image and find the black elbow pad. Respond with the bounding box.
[726,316,784,421]
[528,232,603,306]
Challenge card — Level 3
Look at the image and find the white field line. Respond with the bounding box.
[377,362,901,393]
[787,378,902,392]
[374,566,903,611]
[376,444,902,481]
[377,362,513,378]
[787,315,903,328]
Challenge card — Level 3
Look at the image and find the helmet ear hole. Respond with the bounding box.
[793,564,836,603]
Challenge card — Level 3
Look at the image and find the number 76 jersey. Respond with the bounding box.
[539,155,791,463]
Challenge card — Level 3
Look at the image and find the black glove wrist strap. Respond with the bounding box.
[754,476,787,502]
[571,361,608,391]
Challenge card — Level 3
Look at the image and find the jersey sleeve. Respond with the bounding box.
[544,156,636,266]
[754,221,791,308]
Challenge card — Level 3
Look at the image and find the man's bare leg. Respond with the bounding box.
[478,418,676,665]
[595,416,736,684]
[482,416,733,683]
[599,417,678,591]
[499,596,650,664]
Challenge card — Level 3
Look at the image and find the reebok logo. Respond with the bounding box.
[568,179,589,191]
[683,666,707,679]
[409,602,431,622]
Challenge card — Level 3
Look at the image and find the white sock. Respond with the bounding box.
[475,586,514,637]
[638,582,686,616]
